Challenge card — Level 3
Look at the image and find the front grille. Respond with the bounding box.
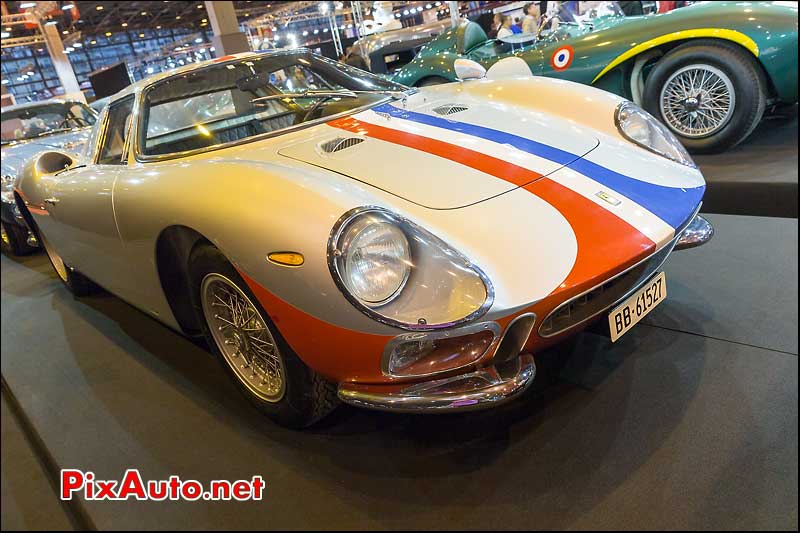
[538,238,677,337]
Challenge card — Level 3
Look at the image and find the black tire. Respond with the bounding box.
[642,39,767,154]
[1,221,37,256]
[188,244,338,428]
[416,75,451,87]
[23,215,96,296]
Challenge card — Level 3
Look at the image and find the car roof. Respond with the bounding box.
[107,49,308,105]
[2,98,83,112]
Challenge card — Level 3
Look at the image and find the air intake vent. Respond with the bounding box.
[320,137,365,153]
[432,104,469,116]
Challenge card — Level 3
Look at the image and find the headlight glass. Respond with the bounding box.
[615,101,695,168]
[329,207,492,330]
[340,218,410,305]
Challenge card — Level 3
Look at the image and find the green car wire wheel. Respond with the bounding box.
[642,39,767,154]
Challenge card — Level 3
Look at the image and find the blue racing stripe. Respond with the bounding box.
[372,103,704,229]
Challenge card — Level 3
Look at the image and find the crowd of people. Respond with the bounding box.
[489,2,545,39]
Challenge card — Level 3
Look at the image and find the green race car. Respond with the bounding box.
[391,1,798,153]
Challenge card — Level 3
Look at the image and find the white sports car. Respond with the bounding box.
[15,50,712,427]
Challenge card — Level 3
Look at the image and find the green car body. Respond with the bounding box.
[392,1,798,151]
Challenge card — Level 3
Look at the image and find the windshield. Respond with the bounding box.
[1,102,96,144]
[141,51,410,157]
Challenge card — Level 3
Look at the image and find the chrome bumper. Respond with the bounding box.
[675,215,713,250]
[338,354,536,413]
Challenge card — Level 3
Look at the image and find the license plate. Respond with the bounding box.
[608,272,667,342]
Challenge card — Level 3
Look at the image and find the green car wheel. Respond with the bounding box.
[642,39,767,154]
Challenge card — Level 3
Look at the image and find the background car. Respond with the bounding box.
[344,20,449,74]
[392,1,798,153]
[15,50,711,428]
[1,99,97,255]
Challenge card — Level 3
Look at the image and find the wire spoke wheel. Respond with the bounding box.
[659,64,735,138]
[201,273,286,403]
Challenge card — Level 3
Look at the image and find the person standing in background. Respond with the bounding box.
[521,2,541,34]
[511,17,523,34]
[497,15,514,39]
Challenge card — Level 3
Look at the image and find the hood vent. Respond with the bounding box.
[319,136,365,154]
[432,104,469,116]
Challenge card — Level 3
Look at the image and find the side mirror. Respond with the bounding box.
[454,58,486,81]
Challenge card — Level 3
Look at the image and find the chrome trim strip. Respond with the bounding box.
[338,353,536,413]
[326,206,495,331]
[380,321,502,378]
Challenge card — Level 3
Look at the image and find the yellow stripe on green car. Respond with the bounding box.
[592,28,760,84]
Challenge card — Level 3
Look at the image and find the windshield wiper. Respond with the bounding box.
[250,90,358,105]
[36,127,73,137]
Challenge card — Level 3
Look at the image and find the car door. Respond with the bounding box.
[42,96,135,289]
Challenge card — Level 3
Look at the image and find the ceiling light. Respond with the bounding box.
[90,40,97,44]
[175,15,181,20]
[62,3,75,10]
[73,42,82,47]
[62,30,68,34]
[121,22,128,27]
[19,2,37,9]
[96,5,104,10]
[141,11,147,15]
[105,31,112,36]
[0,32,9,38]
[45,20,58,25]
[139,33,145,38]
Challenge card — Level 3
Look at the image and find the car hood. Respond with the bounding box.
[1,128,92,175]
[278,96,599,210]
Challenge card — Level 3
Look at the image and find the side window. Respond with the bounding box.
[97,97,135,165]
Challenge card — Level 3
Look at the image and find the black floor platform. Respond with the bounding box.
[695,107,798,218]
[2,213,797,530]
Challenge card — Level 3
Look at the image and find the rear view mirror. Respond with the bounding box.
[454,59,486,81]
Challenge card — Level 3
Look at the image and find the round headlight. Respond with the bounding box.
[615,101,695,168]
[329,207,492,330]
[338,215,410,306]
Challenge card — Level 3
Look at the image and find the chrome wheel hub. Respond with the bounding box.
[200,273,286,403]
[659,64,735,138]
